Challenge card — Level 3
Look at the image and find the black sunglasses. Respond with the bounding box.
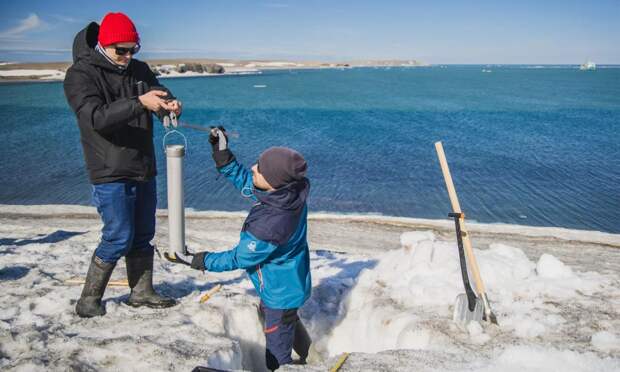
[114,44,141,56]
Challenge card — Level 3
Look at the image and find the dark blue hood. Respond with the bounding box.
[243,178,310,246]
[216,159,311,246]
[255,178,310,211]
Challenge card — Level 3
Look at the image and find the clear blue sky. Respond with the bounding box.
[0,0,618,63]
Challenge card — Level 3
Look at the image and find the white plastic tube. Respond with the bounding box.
[166,144,186,255]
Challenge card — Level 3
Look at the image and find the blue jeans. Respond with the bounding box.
[92,179,157,263]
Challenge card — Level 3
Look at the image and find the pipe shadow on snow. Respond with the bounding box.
[0,230,86,247]
[0,265,30,281]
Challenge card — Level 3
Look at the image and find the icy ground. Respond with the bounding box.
[0,205,619,371]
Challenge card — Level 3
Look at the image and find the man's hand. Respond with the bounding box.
[162,99,183,116]
[138,90,168,112]
[190,251,210,271]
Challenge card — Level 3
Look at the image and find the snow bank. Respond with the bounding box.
[324,231,619,369]
[536,253,573,278]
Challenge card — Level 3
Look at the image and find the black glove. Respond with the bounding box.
[209,126,235,168]
[209,126,231,154]
[190,251,210,271]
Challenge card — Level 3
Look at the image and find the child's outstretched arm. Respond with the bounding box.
[188,231,278,272]
[210,127,257,201]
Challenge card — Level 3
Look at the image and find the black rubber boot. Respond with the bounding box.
[293,321,312,363]
[126,253,176,308]
[76,253,116,318]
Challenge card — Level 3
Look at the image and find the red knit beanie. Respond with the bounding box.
[98,12,140,46]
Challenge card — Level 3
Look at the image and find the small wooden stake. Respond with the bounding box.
[65,278,129,287]
[199,284,222,303]
[330,352,349,372]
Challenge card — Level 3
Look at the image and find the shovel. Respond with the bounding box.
[435,142,499,326]
[448,211,483,326]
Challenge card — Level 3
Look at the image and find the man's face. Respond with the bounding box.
[103,42,137,66]
[252,164,274,191]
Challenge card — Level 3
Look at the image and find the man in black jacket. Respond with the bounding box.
[64,12,180,317]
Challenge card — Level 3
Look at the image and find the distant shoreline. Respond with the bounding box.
[2,62,620,85]
[0,58,429,84]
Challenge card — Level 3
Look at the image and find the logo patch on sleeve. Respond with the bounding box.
[248,241,257,252]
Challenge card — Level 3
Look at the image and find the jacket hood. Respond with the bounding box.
[72,22,99,64]
[71,22,127,71]
[255,178,310,211]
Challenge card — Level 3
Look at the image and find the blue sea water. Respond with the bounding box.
[0,66,618,233]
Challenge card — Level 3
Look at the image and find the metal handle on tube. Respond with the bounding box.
[162,129,188,155]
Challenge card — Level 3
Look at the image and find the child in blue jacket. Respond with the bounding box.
[189,128,312,370]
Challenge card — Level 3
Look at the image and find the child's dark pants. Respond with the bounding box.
[259,301,311,371]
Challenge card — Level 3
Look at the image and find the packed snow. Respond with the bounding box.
[0,205,619,371]
[323,232,618,357]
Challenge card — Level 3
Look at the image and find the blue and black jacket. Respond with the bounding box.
[203,153,311,309]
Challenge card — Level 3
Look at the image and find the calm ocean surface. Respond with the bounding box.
[0,66,618,233]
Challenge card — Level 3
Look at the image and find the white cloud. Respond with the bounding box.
[50,14,83,24]
[0,14,45,40]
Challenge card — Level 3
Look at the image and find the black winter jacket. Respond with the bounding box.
[64,22,173,184]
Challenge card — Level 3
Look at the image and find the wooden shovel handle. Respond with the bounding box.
[435,142,462,213]
[434,141,487,295]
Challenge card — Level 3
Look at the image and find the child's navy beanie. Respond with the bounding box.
[258,147,307,189]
